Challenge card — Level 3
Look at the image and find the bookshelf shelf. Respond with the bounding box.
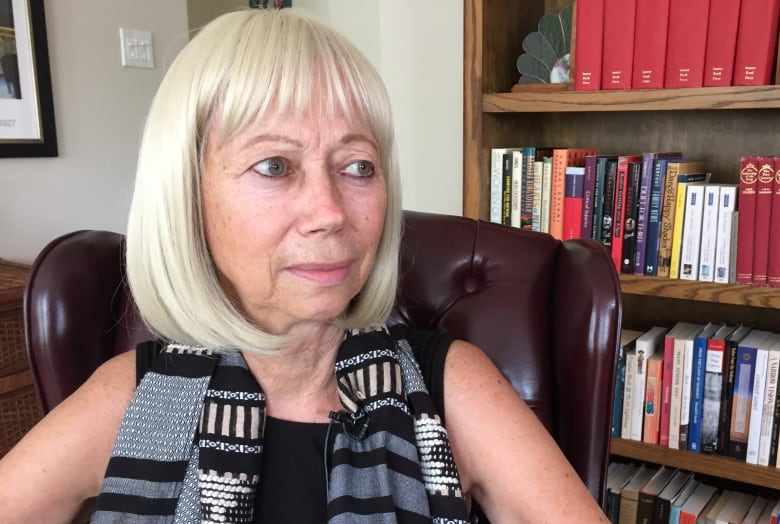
[619,275,780,309]
[611,439,780,490]
[484,85,780,113]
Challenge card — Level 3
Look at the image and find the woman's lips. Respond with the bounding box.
[286,261,354,285]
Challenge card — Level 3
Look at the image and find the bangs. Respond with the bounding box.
[206,10,392,151]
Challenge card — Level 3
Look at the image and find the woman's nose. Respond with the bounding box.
[297,170,347,234]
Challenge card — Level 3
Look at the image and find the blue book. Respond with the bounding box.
[688,322,720,452]
[592,155,617,242]
[634,151,682,275]
[669,478,700,524]
[728,329,774,460]
[644,157,672,275]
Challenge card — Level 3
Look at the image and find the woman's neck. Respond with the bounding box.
[242,322,343,422]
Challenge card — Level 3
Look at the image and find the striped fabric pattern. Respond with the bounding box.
[93,326,471,523]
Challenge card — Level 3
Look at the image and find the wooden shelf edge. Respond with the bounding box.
[618,274,780,309]
[483,85,780,113]
[610,438,780,490]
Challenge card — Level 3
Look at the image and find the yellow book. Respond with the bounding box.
[657,160,707,278]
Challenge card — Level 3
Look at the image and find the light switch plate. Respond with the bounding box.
[120,28,154,69]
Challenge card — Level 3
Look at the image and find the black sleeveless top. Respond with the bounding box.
[135,327,453,523]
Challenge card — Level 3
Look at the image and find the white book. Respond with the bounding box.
[679,183,706,280]
[698,184,721,282]
[669,323,702,450]
[510,150,524,228]
[714,184,739,283]
[621,349,637,440]
[490,148,521,224]
[758,338,780,466]
[630,326,669,441]
[540,157,553,233]
[746,346,770,465]
[679,324,703,449]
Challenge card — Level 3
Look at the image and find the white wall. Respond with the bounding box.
[296,0,464,217]
[0,0,462,263]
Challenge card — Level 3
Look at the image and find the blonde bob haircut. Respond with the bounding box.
[125,8,402,355]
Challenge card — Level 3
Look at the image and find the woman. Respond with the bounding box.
[0,9,608,523]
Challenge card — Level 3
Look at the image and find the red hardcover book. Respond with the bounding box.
[752,157,776,285]
[768,158,780,287]
[602,0,637,89]
[733,0,780,85]
[664,0,712,88]
[703,0,742,86]
[574,0,605,90]
[611,155,643,271]
[632,0,672,88]
[551,148,599,240]
[736,156,760,284]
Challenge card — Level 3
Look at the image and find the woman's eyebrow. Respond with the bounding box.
[245,134,303,148]
[340,133,378,149]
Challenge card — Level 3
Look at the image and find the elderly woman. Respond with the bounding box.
[0,8,608,524]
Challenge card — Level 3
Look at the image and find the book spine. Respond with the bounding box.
[688,335,709,452]
[621,161,642,273]
[746,348,769,464]
[718,335,742,455]
[664,0,712,87]
[679,338,695,449]
[698,184,721,282]
[736,156,759,284]
[510,151,523,228]
[669,338,686,450]
[550,149,569,239]
[582,155,599,238]
[502,153,514,226]
[521,147,536,230]
[768,158,780,287]
[631,0,671,88]
[592,157,611,241]
[563,167,585,240]
[752,157,775,285]
[634,154,656,274]
[660,334,676,447]
[679,183,706,280]
[540,157,553,233]
[611,158,631,271]
[622,351,637,439]
[729,345,758,460]
[532,159,544,232]
[759,349,779,466]
[600,159,618,249]
[643,355,664,444]
[732,0,780,85]
[490,149,505,223]
[659,169,707,278]
[574,0,606,90]
[668,182,690,279]
[602,0,638,89]
[645,159,668,275]
[702,0,742,86]
[701,337,727,454]
[613,344,628,438]
[714,185,739,283]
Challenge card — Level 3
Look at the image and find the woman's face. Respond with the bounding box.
[201,106,387,336]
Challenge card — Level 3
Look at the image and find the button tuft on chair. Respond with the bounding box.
[462,275,481,294]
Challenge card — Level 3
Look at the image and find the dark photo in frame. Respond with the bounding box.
[0,0,57,157]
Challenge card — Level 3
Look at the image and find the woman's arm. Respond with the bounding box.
[0,350,136,524]
[444,340,609,524]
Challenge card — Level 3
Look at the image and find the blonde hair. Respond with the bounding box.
[125,8,401,354]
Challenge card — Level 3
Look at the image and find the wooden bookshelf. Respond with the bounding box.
[464,0,780,493]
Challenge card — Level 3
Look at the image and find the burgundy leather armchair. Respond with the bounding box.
[24,210,621,511]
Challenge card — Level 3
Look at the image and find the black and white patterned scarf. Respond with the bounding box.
[92,325,471,523]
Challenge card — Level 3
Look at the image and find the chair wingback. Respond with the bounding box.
[24,211,621,509]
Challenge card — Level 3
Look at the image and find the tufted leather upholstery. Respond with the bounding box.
[24,210,621,510]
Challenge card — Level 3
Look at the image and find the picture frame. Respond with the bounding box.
[0,0,57,157]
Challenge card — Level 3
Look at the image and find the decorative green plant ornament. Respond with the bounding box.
[516,4,573,85]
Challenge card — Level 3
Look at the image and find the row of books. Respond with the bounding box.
[490,147,780,287]
[608,461,779,524]
[573,0,780,90]
[614,324,780,467]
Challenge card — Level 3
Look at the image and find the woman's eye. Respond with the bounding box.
[253,157,288,177]
[344,160,375,178]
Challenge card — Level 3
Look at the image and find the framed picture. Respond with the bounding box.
[249,1,292,8]
[0,0,57,157]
